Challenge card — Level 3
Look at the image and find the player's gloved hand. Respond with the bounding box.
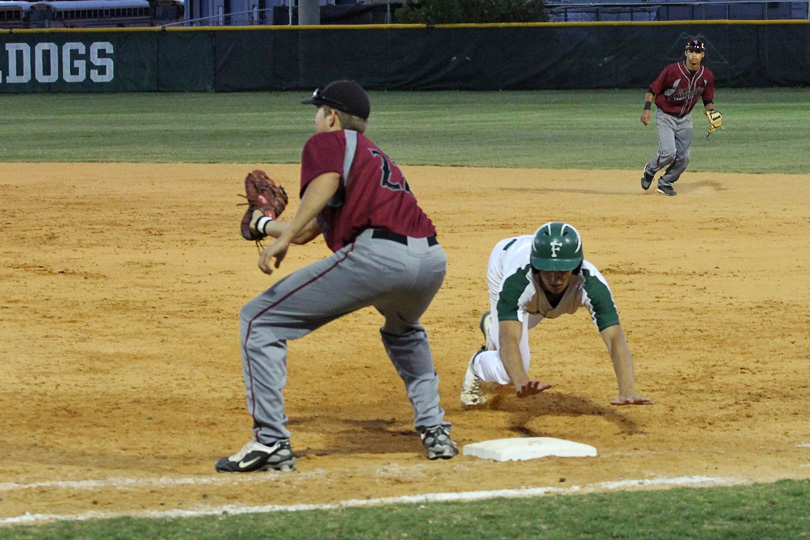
[516,380,552,398]
[705,109,723,139]
[611,394,654,406]
[250,209,272,238]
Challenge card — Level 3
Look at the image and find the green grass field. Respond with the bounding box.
[1,88,808,172]
[3,480,810,539]
[2,88,809,538]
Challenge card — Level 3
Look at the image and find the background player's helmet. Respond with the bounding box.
[530,222,583,271]
[686,39,705,52]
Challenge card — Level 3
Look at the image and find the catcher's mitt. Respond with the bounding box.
[705,109,723,139]
[239,169,288,241]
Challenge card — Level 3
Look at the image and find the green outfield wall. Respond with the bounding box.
[1,21,808,93]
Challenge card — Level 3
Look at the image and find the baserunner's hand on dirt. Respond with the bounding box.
[516,380,552,399]
[611,395,654,406]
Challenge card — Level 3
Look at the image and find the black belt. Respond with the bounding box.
[372,229,438,246]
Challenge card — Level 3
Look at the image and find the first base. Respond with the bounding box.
[462,437,597,461]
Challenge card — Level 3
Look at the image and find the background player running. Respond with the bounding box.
[640,38,718,196]
[217,80,457,473]
[461,222,653,408]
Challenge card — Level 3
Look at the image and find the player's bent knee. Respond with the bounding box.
[658,152,676,166]
[240,299,266,324]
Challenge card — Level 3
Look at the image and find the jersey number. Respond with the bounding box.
[370,149,410,193]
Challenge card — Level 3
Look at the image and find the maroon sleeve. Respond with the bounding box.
[300,132,344,197]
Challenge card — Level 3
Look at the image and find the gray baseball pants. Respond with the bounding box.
[239,228,450,444]
[645,109,693,188]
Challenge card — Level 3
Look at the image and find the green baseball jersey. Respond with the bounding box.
[495,240,619,332]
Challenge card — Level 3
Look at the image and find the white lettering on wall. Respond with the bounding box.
[35,43,59,83]
[1,41,115,85]
[90,42,114,83]
[5,43,32,83]
[62,42,86,83]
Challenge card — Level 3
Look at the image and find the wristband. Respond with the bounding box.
[256,215,274,236]
[643,102,652,111]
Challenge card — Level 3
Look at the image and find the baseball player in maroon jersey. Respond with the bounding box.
[216,80,458,473]
[640,38,718,196]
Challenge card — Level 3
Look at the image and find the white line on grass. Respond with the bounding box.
[1,475,741,525]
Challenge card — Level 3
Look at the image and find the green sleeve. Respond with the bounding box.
[496,264,532,322]
[582,268,620,331]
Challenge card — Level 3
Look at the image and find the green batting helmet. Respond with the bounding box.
[530,222,583,271]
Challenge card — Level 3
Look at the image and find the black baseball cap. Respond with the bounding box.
[302,80,371,120]
[685,38,705,52]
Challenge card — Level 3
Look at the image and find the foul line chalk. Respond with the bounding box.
[1,475,740,526]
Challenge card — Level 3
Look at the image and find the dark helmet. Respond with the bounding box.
[686,38,705,52]
[530,222,583,271]
[301,80,371,120]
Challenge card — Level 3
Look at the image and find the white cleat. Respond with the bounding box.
[461,350,488,407]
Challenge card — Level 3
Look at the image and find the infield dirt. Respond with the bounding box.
[1,163,809,520]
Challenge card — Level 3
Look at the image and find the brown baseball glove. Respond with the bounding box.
[239,169,288,241]
[705,109,723,139]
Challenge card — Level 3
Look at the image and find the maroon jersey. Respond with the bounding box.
[650,62,715,117]
[300,130,436,252]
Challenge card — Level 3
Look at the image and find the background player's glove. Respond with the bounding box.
[239,169,288,241]
[705,110,723,139]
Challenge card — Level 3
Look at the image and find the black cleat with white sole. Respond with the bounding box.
[216,439,296,472]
